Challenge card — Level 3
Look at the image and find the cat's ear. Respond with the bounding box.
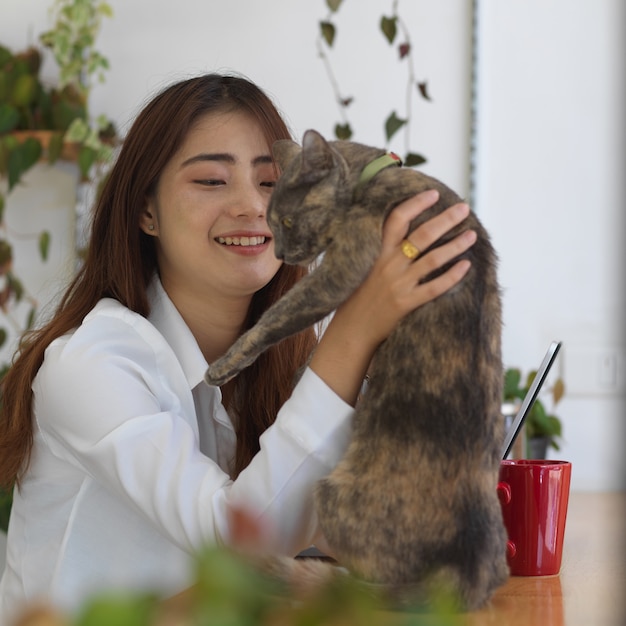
[301,129,335,176]
[272,140,302,171]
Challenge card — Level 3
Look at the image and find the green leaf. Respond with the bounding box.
[404,152,427,167]
[78,145,97,178]
[7,137,42,190]
[64,117,89,143]
[384,111,406,142]
[26,307,37,330]
[320,21,336,47]
[51,94,87,132]
[546,415,562,437]
[334,123,352,140]
[0,328,7,350]
[0,103,19,133]
[527,400,551,438]
[75,592,157,626]
[1,134,19,151]
[47,131,64,164]
[326,0,343,11]
[0,240,12,266]
[38,230,51,261]
[380,16,397,44]
[0,45,12,67]
[503,368,522,399]
[7,273,23,302]
[0,486,12,533]
[10,73,38,108]
[525,370,538,389]
[0,140,6,177]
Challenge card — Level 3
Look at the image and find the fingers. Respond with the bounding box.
[381,190,471,265]
[403,201,471,261]
[394,208,477,312]
[413,258,472,305]
[353,189,477,344]
[412,228,477,279]
[382,189,440,246]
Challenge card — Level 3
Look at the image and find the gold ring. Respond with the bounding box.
[400,239,420,260]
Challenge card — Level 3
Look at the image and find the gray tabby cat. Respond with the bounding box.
[205,129,509,610]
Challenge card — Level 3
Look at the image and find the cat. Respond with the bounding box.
[205,129,509,610]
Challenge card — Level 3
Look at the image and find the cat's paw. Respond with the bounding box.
[204,361,235,387]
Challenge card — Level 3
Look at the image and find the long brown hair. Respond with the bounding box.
[0,73,317,487]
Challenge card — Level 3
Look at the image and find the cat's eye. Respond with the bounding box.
[282,216,293,228]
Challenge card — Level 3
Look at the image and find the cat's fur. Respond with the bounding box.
[205,129,509,610]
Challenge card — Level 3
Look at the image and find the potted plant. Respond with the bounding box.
[0,0,116,535]
[503,366,565,458]
[0,0,116,348]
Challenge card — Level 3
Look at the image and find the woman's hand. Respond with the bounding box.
[347,189,476,347]
[310,189,476,406]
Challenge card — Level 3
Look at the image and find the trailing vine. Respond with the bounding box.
[318,0,430,166]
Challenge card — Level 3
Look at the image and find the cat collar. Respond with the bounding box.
[357,152,403,187]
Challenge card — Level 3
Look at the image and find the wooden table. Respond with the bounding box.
[161,492,624,626]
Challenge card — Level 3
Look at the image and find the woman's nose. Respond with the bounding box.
[231,184,267,219]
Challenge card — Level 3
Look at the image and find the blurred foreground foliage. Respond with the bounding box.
[13,546,459,626]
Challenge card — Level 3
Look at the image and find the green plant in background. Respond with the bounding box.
[503,367,565,452]
[39,0,116,177]
[0,0,116,351]
[318,0,429,166]
[0,0,116,193]
[0,45,53,346]
[0,0,116,536]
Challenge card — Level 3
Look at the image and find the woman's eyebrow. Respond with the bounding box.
[180,153,274,167]
[181,153,235,167]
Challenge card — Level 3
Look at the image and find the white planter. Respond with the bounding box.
[0,160,80,364]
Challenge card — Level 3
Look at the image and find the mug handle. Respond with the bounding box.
[496,482,517,559]
[497,481,512,505]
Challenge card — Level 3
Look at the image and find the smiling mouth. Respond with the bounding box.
[216,236,267,246]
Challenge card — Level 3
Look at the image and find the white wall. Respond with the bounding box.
[474,0,625,491]
[2,0,473,192]
[0,0,623,506]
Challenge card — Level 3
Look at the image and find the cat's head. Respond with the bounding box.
[267,129,351,265]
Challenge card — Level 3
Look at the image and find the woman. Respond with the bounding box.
[0,73,475,619]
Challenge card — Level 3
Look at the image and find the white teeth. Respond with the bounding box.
[217,236,266,246]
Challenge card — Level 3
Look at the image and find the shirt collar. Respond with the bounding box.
[147,275,209,390]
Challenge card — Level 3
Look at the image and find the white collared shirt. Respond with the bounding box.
[0,277,353,620]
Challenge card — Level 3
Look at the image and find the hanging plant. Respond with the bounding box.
[317,0,429,166]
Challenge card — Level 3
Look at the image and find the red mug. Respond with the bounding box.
[497,459,572,576]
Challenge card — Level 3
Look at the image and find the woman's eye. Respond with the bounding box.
[195,179,225,186]
[261,181,276,188]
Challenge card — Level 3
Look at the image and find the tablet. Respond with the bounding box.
[501,341,562,459]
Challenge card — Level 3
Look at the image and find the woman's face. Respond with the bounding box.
[143,109,283,303]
